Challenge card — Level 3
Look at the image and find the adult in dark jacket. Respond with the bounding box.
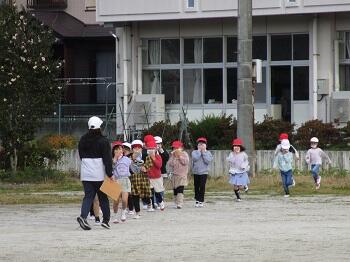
[76,116,113,230]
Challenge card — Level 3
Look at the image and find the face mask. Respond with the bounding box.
[147,149,155,155]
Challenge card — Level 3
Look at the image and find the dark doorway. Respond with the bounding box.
[271,66,291,122]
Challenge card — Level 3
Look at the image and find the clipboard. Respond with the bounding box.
[100,177,122,201]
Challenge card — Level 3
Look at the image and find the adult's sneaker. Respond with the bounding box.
[77,216,91,230]
[101,221,110,229]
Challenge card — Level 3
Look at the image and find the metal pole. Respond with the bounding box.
[58,103,61,135]
[237,0,256,176]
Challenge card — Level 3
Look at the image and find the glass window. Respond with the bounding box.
[253,36,267,60]
[161,69,180,104]
[293,66,309,100]
[227,37,237,63]
[184,69,202,104]
[143,70,161,94]
[184,38,202,64]
[204,69,223,104]
[255,68,266,103]
[227,68,237,103]
[161,39,180,64]
[188,0,195,8]
[340,65,350,91]
[271,35,292,61]
[203,38,223,63]
[144,39,160,65]
[293,34,309,60]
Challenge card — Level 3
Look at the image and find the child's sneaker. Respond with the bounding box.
[142,204,148,210]
[127,210,134,216]
[284,194,290,198]
[147,206,155,212]
[195,201,199,208]
[121,210,127,222]
[316,176,322,185]
[94,217,101,226]
[112,214,120,224]
[88,215,95,220]
[236,198,242,202]
[244,185,249,193]
[176,205,182,209]
[133,214,141,219]
[159,201,165,211]
[198,202,204,207]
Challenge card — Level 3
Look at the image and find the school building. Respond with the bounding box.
[95,0,350,136]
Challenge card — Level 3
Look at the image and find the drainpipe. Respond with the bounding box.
[123,25,130,141]
[312,15,318,120]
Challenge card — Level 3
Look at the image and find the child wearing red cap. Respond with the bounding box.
[141,136,165,211]
[226,138,250,201]
[191,137,213,207]
[274,133,299,159]
[167,140,190,209]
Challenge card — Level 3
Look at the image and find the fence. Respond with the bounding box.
[56,150,350,176]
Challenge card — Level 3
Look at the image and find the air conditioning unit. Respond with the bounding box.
[132,94,165,129]
[331,98,350,123]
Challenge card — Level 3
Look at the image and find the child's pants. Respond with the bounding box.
[311,164,321,183]
[280,169,293,195]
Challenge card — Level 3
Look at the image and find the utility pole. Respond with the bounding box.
[237,0,256,176]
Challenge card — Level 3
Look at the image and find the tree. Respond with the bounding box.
[0,3,63,171]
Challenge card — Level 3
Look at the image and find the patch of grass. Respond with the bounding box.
[0,193,82,205]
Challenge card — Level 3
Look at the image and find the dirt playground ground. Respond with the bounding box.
[0,195,349,262]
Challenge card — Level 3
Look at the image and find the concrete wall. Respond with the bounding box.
[56,149,350,175]
[97,0,350,23]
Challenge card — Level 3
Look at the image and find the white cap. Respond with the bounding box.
[88,116,103,130]
[122,142,132,149]
[154,136,162,144]
[310,137,319,143]
[131,139,143,147]
[281,139,290,150]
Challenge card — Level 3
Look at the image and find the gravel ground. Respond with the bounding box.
[0,195,349,262]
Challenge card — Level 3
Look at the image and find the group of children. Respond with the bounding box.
[89,132,332,225]
[273,133,332,197]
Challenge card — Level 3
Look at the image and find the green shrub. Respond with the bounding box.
[189,114,236,149]
[294,120,341,150]
[142,120,180,148]
[254,116,295,150]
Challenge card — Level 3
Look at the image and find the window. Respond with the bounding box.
[143,70,161,94]
[293,66,309,100]
[227,37,237,63]
[271,35,292,61]
[339,32,350,91]
[203,38,223,63]
[204,69,223,104]
[143,39,160,65]
[227,68,237,103]
[184,38,202,64]
[161,39,180,64]
[255,68,267,103]
[184,69,202,104]
[253,36,267,60]
[161,70,180,104]
[293,34,309,60]
[187,0,195,8]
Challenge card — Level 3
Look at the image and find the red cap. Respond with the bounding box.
[196,137,207,144]
[279,133,289,141]
[111,141,123,148]
[143,134,155,143]
[232,138,243,146]
[172,140,183,149]
[145,140,157,149]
